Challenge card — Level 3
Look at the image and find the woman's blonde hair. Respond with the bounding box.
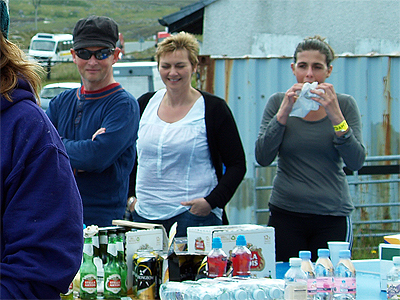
[0,33,44,102]
[155,31,199,67]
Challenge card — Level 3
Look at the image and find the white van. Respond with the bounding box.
[29,33,73,63]
[112,61,164,99]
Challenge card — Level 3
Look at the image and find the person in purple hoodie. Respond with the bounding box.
[0,1,84,298]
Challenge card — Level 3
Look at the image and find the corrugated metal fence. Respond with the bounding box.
[196,54,400,247]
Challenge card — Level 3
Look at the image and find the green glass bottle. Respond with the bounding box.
[116,230,128,297]
[104,229,121,299]
[80,237,97,300]
[99,229,108,266]
[60,281,73,300]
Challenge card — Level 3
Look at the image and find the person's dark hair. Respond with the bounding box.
[294,35,335,67]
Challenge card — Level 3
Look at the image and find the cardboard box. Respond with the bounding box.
[112,220,168,292]
[187,224,275,278]
[167,252,206,282]
[379,243,400,291]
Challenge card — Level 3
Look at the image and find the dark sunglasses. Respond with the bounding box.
[75,48,115,60]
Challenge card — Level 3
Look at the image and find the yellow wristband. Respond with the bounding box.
[333,120,349,132]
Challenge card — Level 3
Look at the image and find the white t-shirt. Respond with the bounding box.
[135,89,222,220]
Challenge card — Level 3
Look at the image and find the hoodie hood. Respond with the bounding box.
[1,79,37,112]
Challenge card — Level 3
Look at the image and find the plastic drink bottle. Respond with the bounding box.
[231,235,251,277]
[387,256,400,299]
[60,281,74,300]
[333,249,356,300]
[80,237,98,300]
[299,250,317,300]
[215,280,247,300]
[256,278,285,299]
[103,229,121,299]
[207,237,228,278]
[284,257,307,300]
[314,249,334,300]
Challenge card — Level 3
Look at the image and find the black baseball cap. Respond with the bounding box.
[73,15,118,50]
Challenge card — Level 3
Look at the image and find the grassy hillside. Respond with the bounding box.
[8,0,198,49]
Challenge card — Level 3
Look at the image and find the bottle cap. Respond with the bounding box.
[339,249,351,259]
[393,256,400,264]
[252,289,265,300]
[236,235,247,246]
[289,257,302,266]
[317,248,330,258]
[212,237,223,249]
[234,289,247,300]
[299,250,311,260]
[269,287,283,299]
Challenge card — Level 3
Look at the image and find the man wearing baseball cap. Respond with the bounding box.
[47,16,140,227]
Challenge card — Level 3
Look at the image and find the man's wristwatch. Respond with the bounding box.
[127,196,135,207]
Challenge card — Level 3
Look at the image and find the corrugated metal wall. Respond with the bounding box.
[197,55,400,225]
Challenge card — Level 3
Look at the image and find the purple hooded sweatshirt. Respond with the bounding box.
[1,79,84,299]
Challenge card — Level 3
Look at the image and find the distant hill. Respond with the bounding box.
[8,0,199,49]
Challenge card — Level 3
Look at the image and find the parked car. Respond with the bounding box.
[39,82,81,111]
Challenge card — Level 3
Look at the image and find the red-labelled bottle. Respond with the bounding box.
[231,234,251,277]
[207,237,228,278]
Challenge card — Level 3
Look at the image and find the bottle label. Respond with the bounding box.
[334,277,356,294]
[307,278,317,295]
[387,281,400,299]
[316,277,334,293]
[81,274,97,294]
[195,237,205,251]
[250,247,265,271]
[285,282,307,300]
[105,274,121,294]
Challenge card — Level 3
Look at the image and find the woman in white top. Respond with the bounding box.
[126,32,246,237]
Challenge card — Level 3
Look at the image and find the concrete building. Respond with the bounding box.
[160,0,400,56]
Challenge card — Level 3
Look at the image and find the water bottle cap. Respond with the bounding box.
[339,249,351,258]
[393,256,400,264]
[289,257,302,266]
[299,250,311,260]
[212,237,223,248]
[317,248,330,257]
[252,289,265,300]
[199,294,212,300]
[236,235,247,246]
[269,287,283,299]
[234,289,247,300]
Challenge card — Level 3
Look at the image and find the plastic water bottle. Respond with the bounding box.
[299,250,317,300]
[235,279,267,300]
[256,278,285,299]
[387,256,400,299]
[314,249,334,300]
[207,237,228,278]
[231,235,251,277]
[284,257,307,300]
[333,249,356,300]
[213,280,247,300]
[160,281,191,300]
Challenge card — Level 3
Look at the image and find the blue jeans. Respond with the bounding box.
[130,209,222,237]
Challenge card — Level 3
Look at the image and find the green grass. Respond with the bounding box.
[41,62,80,85]
[8,0,198,49]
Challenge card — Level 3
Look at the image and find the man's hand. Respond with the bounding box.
[181,198,212,216]
[92,127,106,141]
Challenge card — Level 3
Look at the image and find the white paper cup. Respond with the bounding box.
[328,241,350,267]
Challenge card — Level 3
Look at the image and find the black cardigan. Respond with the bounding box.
[128,90,246,223]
